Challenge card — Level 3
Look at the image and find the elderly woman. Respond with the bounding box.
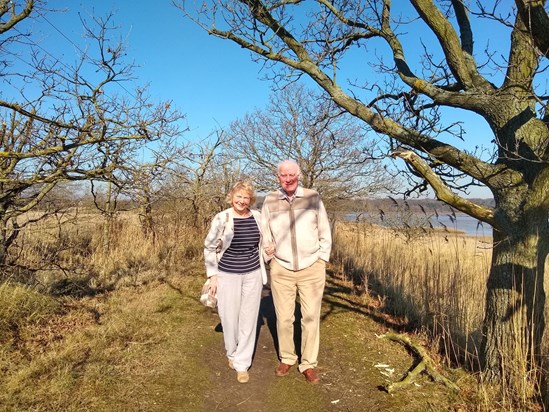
[204,180,270,384]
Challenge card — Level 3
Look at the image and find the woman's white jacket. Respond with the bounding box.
[204,208,268,285]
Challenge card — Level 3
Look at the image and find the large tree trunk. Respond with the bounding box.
[482,226,547,400]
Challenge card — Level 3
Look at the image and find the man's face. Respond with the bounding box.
[277,163,299,196]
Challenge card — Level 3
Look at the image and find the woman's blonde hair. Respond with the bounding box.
[225,180,257,206]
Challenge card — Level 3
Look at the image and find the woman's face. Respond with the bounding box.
[232,190,251,214]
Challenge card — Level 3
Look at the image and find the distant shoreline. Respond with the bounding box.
[342,211,493,238]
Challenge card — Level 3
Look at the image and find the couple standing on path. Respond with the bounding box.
[204,159,332,385]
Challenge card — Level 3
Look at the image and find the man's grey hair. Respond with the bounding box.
[277,159,301,175]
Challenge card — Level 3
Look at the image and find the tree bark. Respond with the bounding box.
[139,189,156,243]
[0,229,6,268]
[482,226,547,398]
[102,181,114,255]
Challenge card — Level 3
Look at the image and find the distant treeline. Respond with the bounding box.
[361,197,494,214]
[326,196,495,215]
[257,195,494,215]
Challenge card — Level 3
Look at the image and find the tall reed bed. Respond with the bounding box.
[333,220,491,366]
[333,219,549,408]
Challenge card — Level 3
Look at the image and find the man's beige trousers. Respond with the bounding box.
[270,259,326,373]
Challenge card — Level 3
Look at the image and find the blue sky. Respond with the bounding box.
[13,0,502,197]
[21,0,273,141]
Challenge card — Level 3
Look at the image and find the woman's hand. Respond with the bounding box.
[264,242,275,259]
[208,275,218,295]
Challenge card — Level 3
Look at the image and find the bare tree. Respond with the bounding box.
[225,83,391,204]
[178,0,549,402]
[127,165,165,243]
[91,179,120,255]
[162,131,239,229]
[119,139,193,242]
[0,6,182,266]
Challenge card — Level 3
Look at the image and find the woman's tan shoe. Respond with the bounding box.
[236,371,249,383]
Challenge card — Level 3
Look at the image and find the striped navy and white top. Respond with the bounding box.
[218,215,261,274]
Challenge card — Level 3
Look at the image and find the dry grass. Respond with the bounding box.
[332,219,548,410]
[0,207,212,410]
[0,273,215,411]
[8,208,206,291]
[0,207,547,410]
[333,222,491,359]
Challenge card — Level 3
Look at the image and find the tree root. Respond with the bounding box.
[380,332,460,393]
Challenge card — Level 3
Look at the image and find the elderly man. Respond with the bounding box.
[261,159,332,384]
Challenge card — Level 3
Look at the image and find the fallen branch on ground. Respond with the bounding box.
[380,332,460,393]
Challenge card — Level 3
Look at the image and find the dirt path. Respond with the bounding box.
[198,270,464,412]
[202,287,279,411]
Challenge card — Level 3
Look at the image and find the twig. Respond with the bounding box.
[380,332,460,393]
[235,395,253,406]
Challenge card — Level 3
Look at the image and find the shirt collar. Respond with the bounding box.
[278,186,303,201]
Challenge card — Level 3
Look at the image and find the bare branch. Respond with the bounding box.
[0,0,33,33]
[391,148,496,225]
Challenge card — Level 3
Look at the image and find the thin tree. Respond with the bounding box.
[162,131,236,229]
[179,0,549,404]
[120,139,192,242]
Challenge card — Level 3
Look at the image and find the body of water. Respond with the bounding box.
[430,214,492,237]
[344,213,492,237]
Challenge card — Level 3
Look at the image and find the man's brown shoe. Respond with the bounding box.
[302,368,320,384]
[275,363,292,377]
